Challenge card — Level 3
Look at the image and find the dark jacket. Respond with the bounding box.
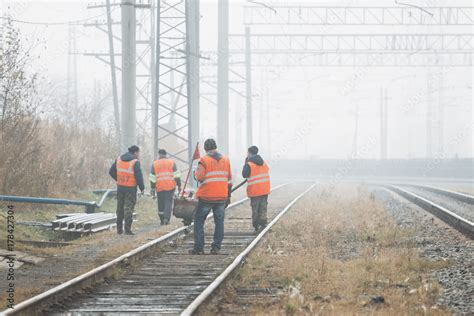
[109,152,145,193]
[242,154,264,178]
[150,158,181,190]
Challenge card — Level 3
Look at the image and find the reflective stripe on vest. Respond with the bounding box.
[195,154,232,201]
[201,170,230,184]
[247,161,270,197]
[153,159,176,192]
[117,157,138,187]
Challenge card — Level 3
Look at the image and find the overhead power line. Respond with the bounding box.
[394,0,434,16]
[0,7,117,26]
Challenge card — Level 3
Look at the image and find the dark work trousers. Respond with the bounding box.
[193,200,226,252]
[250,195,268,229]
[157,188,175,224]
[116,191,137,233]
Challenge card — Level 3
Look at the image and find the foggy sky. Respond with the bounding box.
[1,0,473,160]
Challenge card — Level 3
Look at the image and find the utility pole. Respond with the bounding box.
[186,0,200,161]
[152,0,159,158]
[380,87,388,160]
[426,69,432,159]
[351,101,359,158]
[67,25,78,110]
[245,26,252,148]
[437,68,444,158]
[121,0,136,151]
[106,0,120,149]
[265,74,271,159]
[217,0,229,154]
[73,27,78,109]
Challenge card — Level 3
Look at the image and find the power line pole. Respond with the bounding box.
[186,0,200,161]
[437,68,444,158]
[245,26,252,148]
[121,0,136,151]
[106,0,120,149]
[73,26,78,108]
[380,87,388,160]
[265,72,271,159]
[426,69,433,159]
[351,102,359,158]
[151,0,159,158]
[217,0,229,154]
[67,25,78,109]
[383,88,388,159]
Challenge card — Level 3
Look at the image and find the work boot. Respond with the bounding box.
[124,230,135,235]
[117,226,123,235]
[188,249,204,255]
[210,247,220,255]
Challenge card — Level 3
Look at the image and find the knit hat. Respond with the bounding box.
[204,138,217,151]
[248,146,258,155]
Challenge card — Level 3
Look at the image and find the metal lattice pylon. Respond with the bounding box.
[153,0,198,165]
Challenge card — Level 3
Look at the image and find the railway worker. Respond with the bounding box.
[109,145,145,235]
[149,149,182,225]
[242,145,271,233]
[189,138,232,255]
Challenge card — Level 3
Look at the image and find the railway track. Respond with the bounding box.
[385,184,474,239]
[3,182,315,315]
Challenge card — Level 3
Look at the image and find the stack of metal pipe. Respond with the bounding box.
[52,213,118,233]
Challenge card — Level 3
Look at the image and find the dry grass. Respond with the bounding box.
[200,184,451,315]
[0,286,42,309]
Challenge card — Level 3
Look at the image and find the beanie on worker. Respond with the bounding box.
[204,139,217,151]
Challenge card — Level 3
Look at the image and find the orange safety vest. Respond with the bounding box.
[153,158,176,192]
[247,161,270,197]
[195,155,232,201]
[116,157,138,187]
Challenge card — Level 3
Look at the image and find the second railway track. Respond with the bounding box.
[384,184,474,239]
[397,184,474,222]
[4,182,315,316]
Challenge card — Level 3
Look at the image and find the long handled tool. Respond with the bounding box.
[180,142,200,198]
[231,179,247,193]
[225,179,247,209]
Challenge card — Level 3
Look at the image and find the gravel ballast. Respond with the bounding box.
[375,188,474,315]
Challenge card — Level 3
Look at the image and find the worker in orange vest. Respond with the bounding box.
[109,145,145,235]
[189,139,232,255]
[149,149,181,225]
[242,145,270,233]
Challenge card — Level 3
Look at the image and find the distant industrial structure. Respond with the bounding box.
[81,2,472,161]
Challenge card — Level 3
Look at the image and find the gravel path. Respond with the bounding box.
[401,185,474,223]
[375,188,474,315]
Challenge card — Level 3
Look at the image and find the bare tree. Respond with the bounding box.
[0,19,42,195]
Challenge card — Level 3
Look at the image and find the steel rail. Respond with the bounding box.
[181,183,316,316]
[0,189,116,213]
[385,185,474,239]
[0,195,98,213]
[1,183,289,316]
[401,183,474,205]
[1,226,190,316]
